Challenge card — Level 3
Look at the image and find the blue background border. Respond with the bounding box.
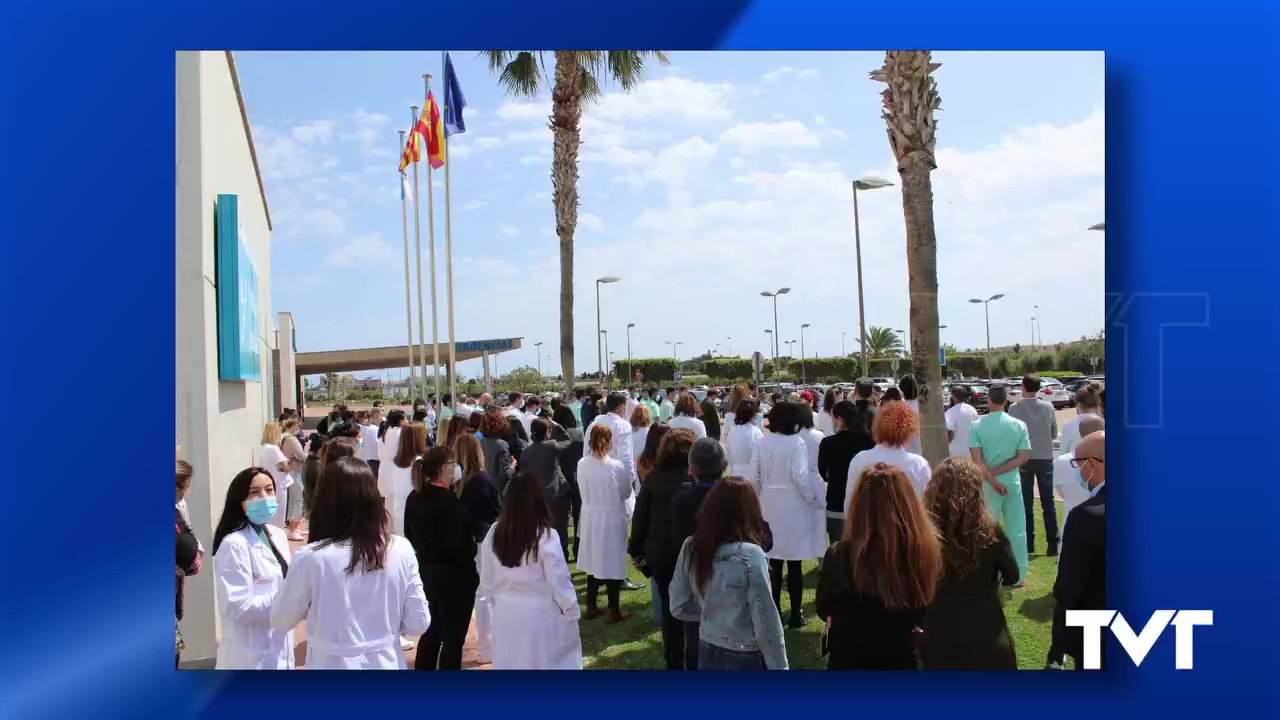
[1,0,1277,717]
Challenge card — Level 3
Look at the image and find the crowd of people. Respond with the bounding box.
[175,376,1106,671]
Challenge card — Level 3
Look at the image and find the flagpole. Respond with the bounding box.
[409,105,430,404]
[397,130,418,402]
[442,52,458,407]
[424,74,442,401]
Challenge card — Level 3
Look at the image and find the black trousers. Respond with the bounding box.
[653,566,698,669]
[367,459,381,477]
[549,495,572,561]
[1020,459,1060,551]
[568,483,582,558]
[416,571,477,670]
[768,559,804,617]
[586,575,621,611]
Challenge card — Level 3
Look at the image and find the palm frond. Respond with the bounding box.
[578,69,601,102]
[479,50,545,98]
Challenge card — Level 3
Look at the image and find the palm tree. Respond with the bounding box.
[871,51,946,465]
[481,51,669,398]
[864,326,903,358]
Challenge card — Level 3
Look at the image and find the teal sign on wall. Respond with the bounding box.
[215,194,262,382]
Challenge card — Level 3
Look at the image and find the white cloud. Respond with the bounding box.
[578,214,603,232]
[762,67,819,83]
[507,127,551,144]
[255,128,340,180]
[719,121,820,152]
[499,224,520,237]
[462,199,488,211]
[450,144,475,158]
[593,76,737,125]
[326,233,396,268]
[290,120,335,144]
[350,109,388,126]
[824,128,847,139]
[497,102,546,122]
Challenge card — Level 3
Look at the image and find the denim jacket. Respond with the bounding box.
[669,537,789,669]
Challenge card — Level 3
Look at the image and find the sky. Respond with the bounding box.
[234,51,1105,381]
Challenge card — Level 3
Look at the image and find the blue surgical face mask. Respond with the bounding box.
[357,435,365,448]
[245,497,278,525]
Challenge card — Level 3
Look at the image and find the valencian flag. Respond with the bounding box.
[398,111,423,172]
[443,52,467,137]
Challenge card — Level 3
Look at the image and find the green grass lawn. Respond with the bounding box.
[574,500,1066,670]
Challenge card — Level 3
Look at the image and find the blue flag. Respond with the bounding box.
[443,52,467,137]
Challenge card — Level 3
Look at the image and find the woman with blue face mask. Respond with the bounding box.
[212,467,294,669]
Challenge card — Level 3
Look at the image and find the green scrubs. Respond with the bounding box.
[969,411,1031,581]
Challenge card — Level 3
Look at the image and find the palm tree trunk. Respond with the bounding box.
[901,165,947,465]
[551,51,583,399]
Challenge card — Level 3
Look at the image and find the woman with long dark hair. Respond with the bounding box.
[816,462,942,669]
[271,457,429,669]
[919,458,1018,669]
[378,409,407,515]
[551,405,585,562]
[302,433,326,518]
[635,423,671,484]
[212,467,294,669]
[454,432,501,664]
[817,386,841,436]
[404,446,478,670]
[479,472,583,669]
[669,476,787,669]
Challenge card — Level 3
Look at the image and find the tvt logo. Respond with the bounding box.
[1066,610,1213,669]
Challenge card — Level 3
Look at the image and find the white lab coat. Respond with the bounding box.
[1053,451,1092,535]
[904,399,923,456]
[1059,413,1100,457]
[271,535,429,670]
[382,461,414,536]
[945,402,981,458]
[586,412,637,516]
[815,410,835,437]
[575,454,633,579]
[845,444,933,507]
[260,443,292,528]
[377,427,401,492]
[631,426,649,469]
[479,526,582,670]
[669,415,707,439]
[724,422,763,481]
[359,424,380,462]
[752,432,825,561]
[214,525,295,669]
[800,428,828,552]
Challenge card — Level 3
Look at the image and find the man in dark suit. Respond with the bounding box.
[1050,430,1106,669]
[550,406,585,561]
[518,417,572,560]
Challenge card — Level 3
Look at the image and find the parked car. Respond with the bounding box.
[944,383,990,414]
[1037,377,1072,409]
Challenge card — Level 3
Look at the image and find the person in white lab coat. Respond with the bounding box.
[846,401,933,502]
[377,410,406,510]
[259,422,293,529]
[480,471,583,669]
[576,424,635,623]
[899,375,924,456]
[629,404,653,465]
[385,422,428,536]
[752,401,825,628]
[725,399,764,480]
[944,386,982,459]
[668,392,708,439]
[212,466,295,669]
[360,409,383,475]
[797,403,828,563]
[1059,383,1103,456]
[1053,415,1105,538]
[816,387,841,436]
[585,393,638,520]
[270,457,430,669]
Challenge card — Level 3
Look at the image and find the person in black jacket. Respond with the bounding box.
[405,446,478,670]
[518,418,573,560]
[629,427,697,669]
[478,407,514,489]
[817,400,875,544]
[550,405,585,561]
[454,433,501,541]
[1051,431,1106,670]
[919,458,1019,669]
[700,389,722,440]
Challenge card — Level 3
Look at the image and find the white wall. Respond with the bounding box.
[175,50,274,663]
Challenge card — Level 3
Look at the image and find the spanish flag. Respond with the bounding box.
[423,91,445,169]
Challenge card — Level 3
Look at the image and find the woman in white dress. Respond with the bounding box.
[212,466,294,669]
[725,398,764,481]
[377,410,407,514]
[271,457,430,669]
[479,471,582,669]
[668,392,707,439]
[576,424,634,623]
[629,404,653,465]
[259,422,292,529]
[384,422,428,536]
[845,400,933,503]
[797,404,828,560]
[752,401,826,628]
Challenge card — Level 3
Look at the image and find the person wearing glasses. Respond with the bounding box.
[1048,430,1107,670]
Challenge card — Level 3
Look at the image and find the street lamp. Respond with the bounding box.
[1033,305,1042,347]
[665,340,683,364]
[600,329,610,387]
[841,331,847,357]
[760,287,791,361]
[785,339,797,357]
[852,176,894,385]
[535,341,543,378]
[968,293,1006,378]
[894,328,907,356]
[626,323,635,387]
[800,323,811,385]
[596,276,620,388]
[726,336,732,357]
[1089,222,1105,231]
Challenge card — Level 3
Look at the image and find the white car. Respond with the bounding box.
[1005,377,1070,408]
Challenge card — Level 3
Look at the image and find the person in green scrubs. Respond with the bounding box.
[641,387,661,425]
[968,384,1031,584]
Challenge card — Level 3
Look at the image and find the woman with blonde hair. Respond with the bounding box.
[279,417,307,540]
[919,458,1018,669]
[259,422,292,528]
[433,416,452,448]
[629,403,653,465]
[817,462,942,669]
[387,422,428,536]
[576,424,633,623]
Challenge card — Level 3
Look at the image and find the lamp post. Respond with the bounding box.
[841,331,847,357]
[1089,222,1105,231]
[535,341,543,378]
[800,323,811,385]
[626,323,635,387]
[785,339,796,357]
[760,287,791,362]
[600,329,610,387]
[1033,305,1042,347]
[968,293,1006,378]
[665,341,683,383]
[596,276,620,388]
[1030,316,1037,349]
[895,328,908,357]
[726,336,732,357]
[852,176,894,386]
